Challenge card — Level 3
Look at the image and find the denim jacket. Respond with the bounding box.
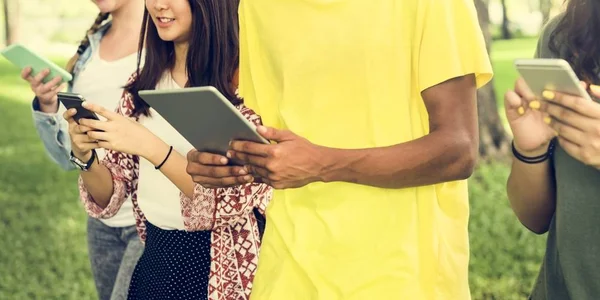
[31,22,112,170]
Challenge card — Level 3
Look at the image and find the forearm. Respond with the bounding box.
[80,157,115,208]
[31,101,74,170]
[320,130,476,189]
[144,141,194,199]
[506,158,556,234]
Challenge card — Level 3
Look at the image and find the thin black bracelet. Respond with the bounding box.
[511,140,555,164]
[155,146,174,170]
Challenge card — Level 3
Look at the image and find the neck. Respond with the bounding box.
[108,0,144,36]
[173,41,189,75]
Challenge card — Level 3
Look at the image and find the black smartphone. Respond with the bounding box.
[57,92,100,123]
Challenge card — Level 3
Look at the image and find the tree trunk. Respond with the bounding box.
[500,0,512,39]
[474,0,511,161]
[3,0,19,45]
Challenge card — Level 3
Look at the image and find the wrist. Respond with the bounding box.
[513,142,550,158]
[74,150,93,162]
[512,140,554,164]
[39,101,59,114]
[143,137,170,165]
[318,147,345,183]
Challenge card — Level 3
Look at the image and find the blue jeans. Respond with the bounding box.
[87,217,144,300]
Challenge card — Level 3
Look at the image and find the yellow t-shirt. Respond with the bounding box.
[239,0,493,299]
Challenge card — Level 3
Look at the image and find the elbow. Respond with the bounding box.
[527,224,550,235]
[449,136,478,181]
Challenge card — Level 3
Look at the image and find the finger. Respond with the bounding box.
[543,90,600,119]
[187,150,229,166]
[74,133,100,144]
[63,108,78,123]
[75,142,100,153]
[81,101,119,121]
[229,141,271,157]
[186,163,248,178]
[86,130,109,142]
[191,175,254,188]
[33,68,51,84]
[590,84,600,100]
[514,77,536,103]
[245,165,270,179]
[504,90,527,120]
[79,118,109,131]
[229,151,269,168]
[39,75,63,93]
[256,126,293,142]
[20,67,32,80]
[549,118,584,146]
[75,124,95,134]
[546,102,592,132]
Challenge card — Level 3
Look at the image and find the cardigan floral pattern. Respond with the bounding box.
[78,74,272,300]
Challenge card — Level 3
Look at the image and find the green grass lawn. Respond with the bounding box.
[0,38,542,300]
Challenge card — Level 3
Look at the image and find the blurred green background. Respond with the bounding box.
[0,0,561,299]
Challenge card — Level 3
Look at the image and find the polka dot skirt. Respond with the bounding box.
[128,221,212,300]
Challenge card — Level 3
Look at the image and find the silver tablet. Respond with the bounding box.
[138,86,268,156]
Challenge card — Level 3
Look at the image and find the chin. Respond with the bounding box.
[157,32,177,42]
[95,1,116,13]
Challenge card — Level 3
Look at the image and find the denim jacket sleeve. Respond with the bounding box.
[31,97,75,170]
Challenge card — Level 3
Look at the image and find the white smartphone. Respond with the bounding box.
[514,58,592,101]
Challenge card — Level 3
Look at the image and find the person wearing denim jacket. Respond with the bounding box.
[23,1,145,299]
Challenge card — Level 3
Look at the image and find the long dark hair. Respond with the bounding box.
[549,0,600,84]
[126,0,241,117]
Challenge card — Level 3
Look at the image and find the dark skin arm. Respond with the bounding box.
[192,74,478,189]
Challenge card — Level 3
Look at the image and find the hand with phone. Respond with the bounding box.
[21,67,68,114]
[64,106,100,162]
[505,77,557,157]
[542,84,600,168]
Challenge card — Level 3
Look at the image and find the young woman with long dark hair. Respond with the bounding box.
[505,1,600,298]
[20,1,144,298]
[63,0,271,299]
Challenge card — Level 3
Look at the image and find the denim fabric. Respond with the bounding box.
[87,217,143,300]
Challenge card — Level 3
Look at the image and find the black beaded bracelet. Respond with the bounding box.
[511,140,555,164]
[155,146,174,170]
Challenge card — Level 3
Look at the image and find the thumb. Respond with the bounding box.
[257,126,294,142]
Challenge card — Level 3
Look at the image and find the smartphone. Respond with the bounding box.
[57,92,100,123]
[514,58,592,102]
[0,44,73,84]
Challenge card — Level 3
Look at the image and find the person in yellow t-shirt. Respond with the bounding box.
[186,0,493,299]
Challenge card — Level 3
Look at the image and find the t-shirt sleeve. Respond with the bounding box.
[417,0,493,92]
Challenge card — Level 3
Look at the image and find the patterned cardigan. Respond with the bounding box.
[78,75,272,300]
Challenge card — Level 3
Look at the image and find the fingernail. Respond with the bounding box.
[257,126,267,134]
[517,107,525,115]
[244,175,253,181]
[554,130,559,136]
[239,168,247,175]
[542,90,555,100]
[226,151,232,158]
[590,85,600,94]
[220,157,227,164]
[544,116,552,124]
[81,101,88,108]
[529,100,541,109]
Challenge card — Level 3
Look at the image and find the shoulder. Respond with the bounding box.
[536,13,565,59]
